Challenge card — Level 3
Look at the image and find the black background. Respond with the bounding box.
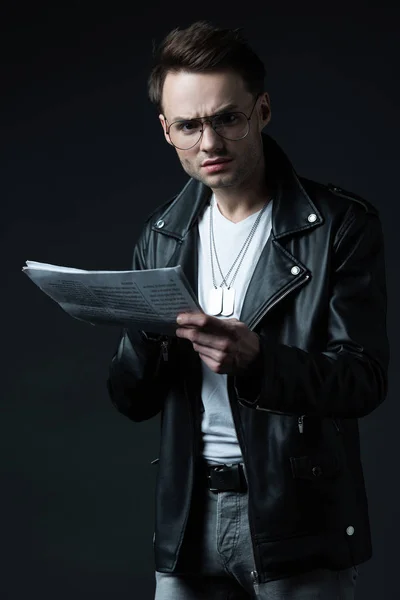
[1,1,399,598]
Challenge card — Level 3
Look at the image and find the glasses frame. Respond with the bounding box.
[164,93,261,150]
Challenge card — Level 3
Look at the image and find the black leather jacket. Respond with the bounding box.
[107,134,389,583]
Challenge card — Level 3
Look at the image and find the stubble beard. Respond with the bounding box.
[180,157,252,190]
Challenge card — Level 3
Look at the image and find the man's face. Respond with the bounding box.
[159,70,271,191]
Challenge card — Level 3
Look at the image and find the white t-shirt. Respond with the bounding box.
[197,194,273,464]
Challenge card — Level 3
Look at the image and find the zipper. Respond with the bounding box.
[174,369,197,567]
[255,406,290,414]
[161,340,169,361]
[249,274,310,332]
[298,415,305,434]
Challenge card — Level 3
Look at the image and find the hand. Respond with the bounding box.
[175,311,260,375]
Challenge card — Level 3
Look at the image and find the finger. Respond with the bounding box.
[177,312,239,335]
[176,311,206,326]
[198,352,224,374]
[177,328,231,352]
[193,342,226,362]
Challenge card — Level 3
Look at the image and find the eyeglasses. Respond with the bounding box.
[164,94,260,150]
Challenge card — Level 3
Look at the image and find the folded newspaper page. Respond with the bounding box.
[22,261,202,335]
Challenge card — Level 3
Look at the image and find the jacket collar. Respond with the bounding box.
[150,133,323,240]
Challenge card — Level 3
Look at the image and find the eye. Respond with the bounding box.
[214,112,239,126]
[175,120,200,132]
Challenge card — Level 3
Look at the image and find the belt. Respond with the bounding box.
[205,463,247,493]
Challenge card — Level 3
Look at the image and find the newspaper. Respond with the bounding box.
[22,261,202,335]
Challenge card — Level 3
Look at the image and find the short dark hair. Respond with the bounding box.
[147,21,266,114]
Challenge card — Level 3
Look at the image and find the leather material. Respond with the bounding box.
[107,134,389,582]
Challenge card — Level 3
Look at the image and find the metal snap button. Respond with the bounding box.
[308,213,317,223]
[346,526,355,536]
[312,465,322,477]
[291,266,301,275]
[155,219,165,229]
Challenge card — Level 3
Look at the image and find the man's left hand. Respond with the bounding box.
[175,311,260,375]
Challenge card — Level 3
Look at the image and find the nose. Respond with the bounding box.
[199,120,224,152]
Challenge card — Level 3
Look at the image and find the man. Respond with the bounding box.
[107,20,389,599]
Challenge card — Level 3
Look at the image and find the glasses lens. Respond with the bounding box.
[212,112,249,140]
[169,120,203,150]
[169,113,249,149]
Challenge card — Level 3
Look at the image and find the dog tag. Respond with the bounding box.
[221,287,235,316]
[207,287,223,316]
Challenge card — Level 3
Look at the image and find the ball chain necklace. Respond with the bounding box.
[208,196,270,316]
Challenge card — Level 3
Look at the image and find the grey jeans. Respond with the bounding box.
[154,477,358,599]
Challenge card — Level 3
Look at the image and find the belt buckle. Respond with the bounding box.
[208,464,245,492]
[207,465,225,492]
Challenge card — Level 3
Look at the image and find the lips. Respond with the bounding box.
[202,161,232,174]
[202,158,232,167]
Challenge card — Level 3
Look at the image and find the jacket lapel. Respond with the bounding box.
[239,170,322,329]
[152,179,211,300]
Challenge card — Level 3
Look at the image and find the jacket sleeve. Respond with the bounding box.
[233,204,390,419]
[106,225,175,422]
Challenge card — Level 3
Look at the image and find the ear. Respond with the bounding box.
[159,114,173,146]
[259,93,271,129]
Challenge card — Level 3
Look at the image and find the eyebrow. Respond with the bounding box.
[171,103,239,122]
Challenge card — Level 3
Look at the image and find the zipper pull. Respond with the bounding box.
[333,418,341,434]
[298,415,304,434]
[250,570,259,584]
[161,340,169,361]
